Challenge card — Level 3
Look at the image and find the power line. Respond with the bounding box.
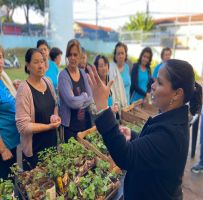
[75,11,201,21]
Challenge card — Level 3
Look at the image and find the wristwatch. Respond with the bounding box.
[88,103,108,119]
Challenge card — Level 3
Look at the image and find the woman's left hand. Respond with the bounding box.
[50,115,61,123]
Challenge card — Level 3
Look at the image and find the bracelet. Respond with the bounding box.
[96,106,109,115]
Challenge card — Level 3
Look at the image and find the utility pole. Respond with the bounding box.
[44,0,49,38]
[95,0,98,52]
[146,0,149,17]
[95,0,98,26]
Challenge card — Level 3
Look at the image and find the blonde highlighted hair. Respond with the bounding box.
[65,39,81,58]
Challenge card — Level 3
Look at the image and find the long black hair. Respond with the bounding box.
[137,47,153,68]
[94,55,109,70]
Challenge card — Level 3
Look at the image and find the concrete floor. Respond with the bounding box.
[182,132,203,200]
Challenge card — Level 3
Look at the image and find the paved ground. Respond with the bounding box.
[183,130,203,200]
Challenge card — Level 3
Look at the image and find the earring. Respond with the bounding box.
[169,99,174,105]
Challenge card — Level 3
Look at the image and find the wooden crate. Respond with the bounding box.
[105,181,121,200]
[77,126,116,169]
[140,102,158,116]
[121,100,158,122]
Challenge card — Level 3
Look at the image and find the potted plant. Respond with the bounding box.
[0,179,14,200]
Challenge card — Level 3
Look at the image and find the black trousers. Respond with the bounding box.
[63,126,78,143]
[0,147,17,180]
[22,153,38,171]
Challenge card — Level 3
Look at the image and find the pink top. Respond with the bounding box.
[15,77,57,157]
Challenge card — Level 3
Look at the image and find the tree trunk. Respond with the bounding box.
[23,4,30,35]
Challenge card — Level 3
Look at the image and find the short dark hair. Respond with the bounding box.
[37,39,49,49]
[113,42,128,63]
[138,47,153,68]
[24,48,43,74]
[94,55,109,71]
[161,47,172,59]
[49,47,62,61]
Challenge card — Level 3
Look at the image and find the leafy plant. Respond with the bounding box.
[122,121,144,134]
[0,179,14,199]
[85,131,109,155]
[122,12,154,32]
[68,182,78,199]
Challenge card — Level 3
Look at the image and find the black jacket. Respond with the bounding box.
[95,106,189,200]
[130,62,152,98]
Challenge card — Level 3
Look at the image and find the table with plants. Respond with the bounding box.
[4,137,123,200]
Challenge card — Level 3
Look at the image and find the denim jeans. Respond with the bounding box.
[199,109,203,166]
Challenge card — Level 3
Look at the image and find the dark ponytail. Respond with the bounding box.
[165,59,202,115]
[189,82,202,115]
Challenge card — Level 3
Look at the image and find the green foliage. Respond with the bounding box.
[82,183,95,200]
[0,0,17,22]
[68,182,78,199]
[38,138,96,180]
[123,12,154,32]
[85,131,109,155]
[0,179,13,199]
[96,160,110,171]
[77,161,120,199]
[56,195,65,200]
[122,120,144,134]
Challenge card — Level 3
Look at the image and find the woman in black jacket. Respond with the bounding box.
[87,59,201,200]
[130,47,153,103]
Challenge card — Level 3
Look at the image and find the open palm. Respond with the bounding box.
[87,66,114,111]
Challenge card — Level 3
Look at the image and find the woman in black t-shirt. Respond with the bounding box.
[58,39,93,142]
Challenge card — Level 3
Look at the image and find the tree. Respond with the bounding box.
[122,12,154,32]
[17,0,35,27]
[0,0,18,22]
[34,0,44,16]
[16,0,44,34]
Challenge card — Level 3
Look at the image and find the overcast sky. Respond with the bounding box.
[13,0,203,30]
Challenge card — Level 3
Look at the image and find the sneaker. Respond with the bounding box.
[191,163,203,174]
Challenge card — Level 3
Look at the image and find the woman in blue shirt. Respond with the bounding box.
[94,55,113,106]
[130,47,153,103]
[114,42,131,104]
[0,46,19,179]
[37,39,59,93]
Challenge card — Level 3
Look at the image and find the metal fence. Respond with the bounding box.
[119,30,203,50]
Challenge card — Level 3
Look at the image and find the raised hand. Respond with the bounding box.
[87,66,114,111]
